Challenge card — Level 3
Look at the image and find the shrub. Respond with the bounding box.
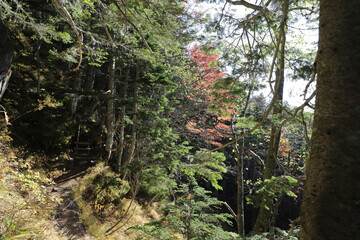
[131,176,235,240]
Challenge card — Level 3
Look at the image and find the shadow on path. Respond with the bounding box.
[49,166,93,240]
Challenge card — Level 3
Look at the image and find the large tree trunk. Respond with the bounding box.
[300,1,360,239]
[253,0,288,232]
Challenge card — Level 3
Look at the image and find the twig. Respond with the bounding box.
[302,52,318,100]
[236,0,272,25]
[60,196,81,212]
[283,217,300,240]
[105,175,140,236]
[274,90,316,140]
[300,109,311,152]
[216,1,228,30]
[145,192,160,208]
[0,105,10,126]
[105,195,136,236]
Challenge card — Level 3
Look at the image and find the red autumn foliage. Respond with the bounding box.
[185,45,237,146]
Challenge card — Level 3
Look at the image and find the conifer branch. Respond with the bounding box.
[109,0,157,60]
[95,0,114,46]
[51,0,83,71]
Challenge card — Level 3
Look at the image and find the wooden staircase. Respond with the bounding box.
[72,141,95,165]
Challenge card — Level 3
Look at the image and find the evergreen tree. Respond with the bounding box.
[132,176,235,240]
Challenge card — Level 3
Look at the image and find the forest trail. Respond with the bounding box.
[48,167,94,240]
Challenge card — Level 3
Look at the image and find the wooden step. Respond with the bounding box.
[74,156,94,160]
[73,151,92,156]
[74,147,91,151]
[73,154,92,158]
[76,160,92,166]
[73,154,94,159]
[75,141,91,145]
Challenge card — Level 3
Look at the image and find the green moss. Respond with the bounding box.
[72,187,107,239]
[71,163,131,239]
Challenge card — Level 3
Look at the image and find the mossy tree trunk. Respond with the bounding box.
[300,1,360,239]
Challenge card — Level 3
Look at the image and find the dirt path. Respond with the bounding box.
[49,167,94,240]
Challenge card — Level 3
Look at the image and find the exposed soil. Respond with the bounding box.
[48,166,94,240]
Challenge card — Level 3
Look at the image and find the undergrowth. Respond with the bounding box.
[73,162,162,239]
[0,129,64,239]
[0,128,300,240]
[73,165,300,240]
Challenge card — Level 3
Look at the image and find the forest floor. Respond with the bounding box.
[48,166,94,240]
[45,162,164,240]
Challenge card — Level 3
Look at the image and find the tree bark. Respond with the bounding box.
[105,56,116,162]
[253,0,288,232]
[84,65,96,91]
[300,1,360,239]
[121,63,139,179]
[36,40,42,95]
[235,77,254,235]
[70,69,82,115]
[236,137,245,235]
[116,67,129,172]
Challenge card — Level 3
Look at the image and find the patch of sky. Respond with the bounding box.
[186,0,317,109]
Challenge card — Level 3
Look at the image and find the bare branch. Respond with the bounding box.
[240,0,272,25]
[226,0,269,12]
[301,109,311,153]
[274,90,316,143]
[247,149,265,171]
[216,1,228,29]
[224,202,237,222]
